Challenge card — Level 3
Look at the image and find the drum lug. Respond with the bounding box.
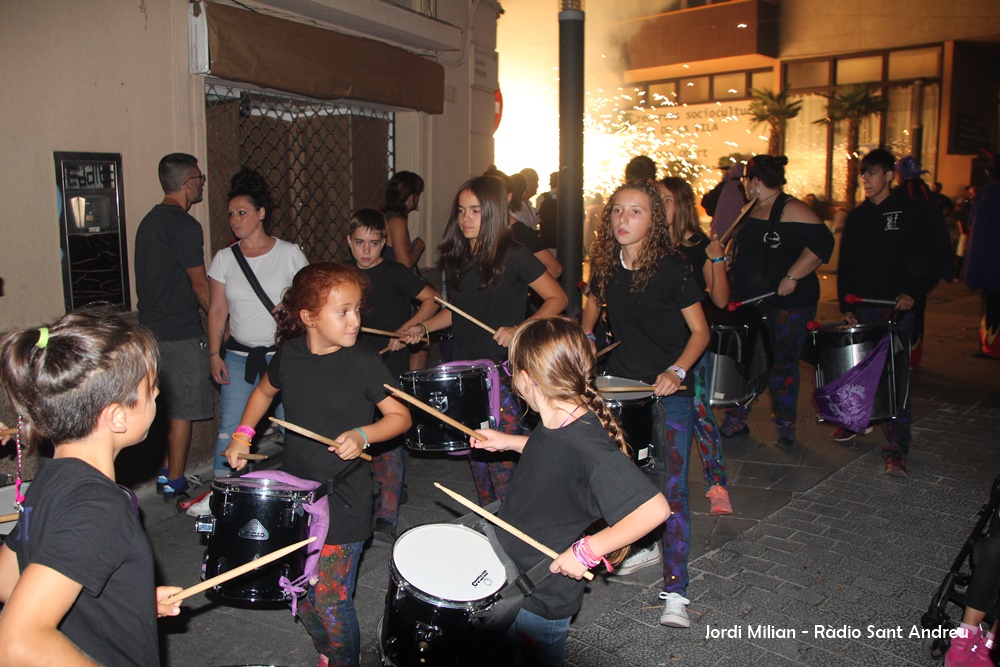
[489,415,497,429]
[428,391,448,413]
[194,515,216,534]
[414,621,441,653]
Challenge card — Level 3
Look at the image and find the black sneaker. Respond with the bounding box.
[372,518,398,547]
[162,475,201,503]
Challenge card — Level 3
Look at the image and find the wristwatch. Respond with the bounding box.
[667,365,687,381]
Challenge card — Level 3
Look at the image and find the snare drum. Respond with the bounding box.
[596,376,654,470]
[379,523,507,666]
[197,477,313,607]
[812,324,910,422]
[400,365,493,451]
[706,305,772,406]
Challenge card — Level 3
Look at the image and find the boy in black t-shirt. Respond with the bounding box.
[0,305,182,666]
[347,209,439,545]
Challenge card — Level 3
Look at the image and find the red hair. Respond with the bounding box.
[275,263,368,344]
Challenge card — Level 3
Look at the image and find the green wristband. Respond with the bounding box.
[353,427,369,449]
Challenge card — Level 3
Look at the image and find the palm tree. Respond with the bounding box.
[815,84,888,210]
[747,87,802,156]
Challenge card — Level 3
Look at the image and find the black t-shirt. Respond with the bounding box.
[135,203,205,340]
[596,255,703,390]
[352,258,426,377]
[510,220,547,253]
[450,244,545,362]
[267,337,397,543]
[497,415,660,619]
[6,458,159,666]
[838,188,937,312]
[730,214,834,309]
[681,235,710,293]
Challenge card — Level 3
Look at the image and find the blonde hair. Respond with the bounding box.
[508,317,634,564]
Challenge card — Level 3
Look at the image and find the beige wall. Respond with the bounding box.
[780,0,1000,59]
[0,0,207,332]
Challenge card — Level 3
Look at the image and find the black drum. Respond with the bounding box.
[596,376,654,470]
[811,324,910,422]
[706,304,772,406]
[379,524,507,666]
[196,478,313,607]
[400,365,493,451]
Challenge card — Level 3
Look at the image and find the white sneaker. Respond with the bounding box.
[659,591,691,628]
[185,491,213,517]
[613,542,661,575]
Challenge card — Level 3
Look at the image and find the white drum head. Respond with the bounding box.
[392,524,506,602]
[597,375,654,400]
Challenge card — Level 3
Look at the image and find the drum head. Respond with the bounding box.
[393,524,506,602]
[402,365,485,382]
[596,375,654,400]
[210,477,311,499]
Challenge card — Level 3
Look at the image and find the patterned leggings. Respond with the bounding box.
[724,305,815,441]
[692,353,726,492]
[297,542,363,666]
[655,395,694,594]
[373,441,404,525]
[469,372,522,506]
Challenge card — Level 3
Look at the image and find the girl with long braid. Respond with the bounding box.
[471,317,669,666]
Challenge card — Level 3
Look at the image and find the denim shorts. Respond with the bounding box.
[158,337,214,421]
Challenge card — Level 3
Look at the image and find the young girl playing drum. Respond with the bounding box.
[659,176,733,515]
[472,317,669,665]
[401,175,567,506]
[224,263,411,667]
[582,180,709,629]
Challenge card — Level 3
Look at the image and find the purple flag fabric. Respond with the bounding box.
[814,332,891,432]
[710,163,746,240]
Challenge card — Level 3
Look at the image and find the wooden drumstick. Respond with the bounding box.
[0,512,19,523]
[269,417,373,461]
[379,346,391,355]
[361,326,405,338]
[1,428,17,437]
[595,341,620,358]
[434,482,594,581]
[160,536,317,605]
[237,452,268,461]
[383,385,485,441]
[434,297,496,335]
[599,385,687,392]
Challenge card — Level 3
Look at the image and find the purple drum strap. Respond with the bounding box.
[241,470,330,613]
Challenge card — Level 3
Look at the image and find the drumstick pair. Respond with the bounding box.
[362,326,429,345]
[270,417,373,461]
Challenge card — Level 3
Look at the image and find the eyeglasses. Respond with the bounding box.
[185,173,207,185]
[499,359,513,377]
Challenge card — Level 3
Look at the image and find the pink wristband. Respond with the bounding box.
[575,536,614,573]
[235,425,256,440]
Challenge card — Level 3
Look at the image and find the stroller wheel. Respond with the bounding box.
[922,635,950,661]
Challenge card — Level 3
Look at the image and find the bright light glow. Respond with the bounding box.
[737,23,748,28]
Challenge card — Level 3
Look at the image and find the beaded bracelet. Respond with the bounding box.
[235,424,256,439]
[353,427,369,449]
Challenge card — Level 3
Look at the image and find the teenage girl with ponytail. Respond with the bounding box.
[471,317,669,666]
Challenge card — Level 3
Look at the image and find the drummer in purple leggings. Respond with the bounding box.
[720,155,834,447]
[838,148,938,477]
[400,175,567,506]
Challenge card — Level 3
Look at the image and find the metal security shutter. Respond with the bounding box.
[205,81,394,262]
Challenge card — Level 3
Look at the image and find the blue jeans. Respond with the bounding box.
[213,351,282,476]
[655,394,693,595]
[507,607,571,667]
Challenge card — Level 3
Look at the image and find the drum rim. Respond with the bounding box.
[596,374,654,399]
[401,365,487,380]
[210,478,315,498]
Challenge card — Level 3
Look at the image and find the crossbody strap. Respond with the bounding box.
[231,244,277,316]
[761,192,792,277]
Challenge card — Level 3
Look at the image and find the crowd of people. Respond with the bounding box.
[0,147,996,667]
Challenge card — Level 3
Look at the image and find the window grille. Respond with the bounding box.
[204,81,395,262]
